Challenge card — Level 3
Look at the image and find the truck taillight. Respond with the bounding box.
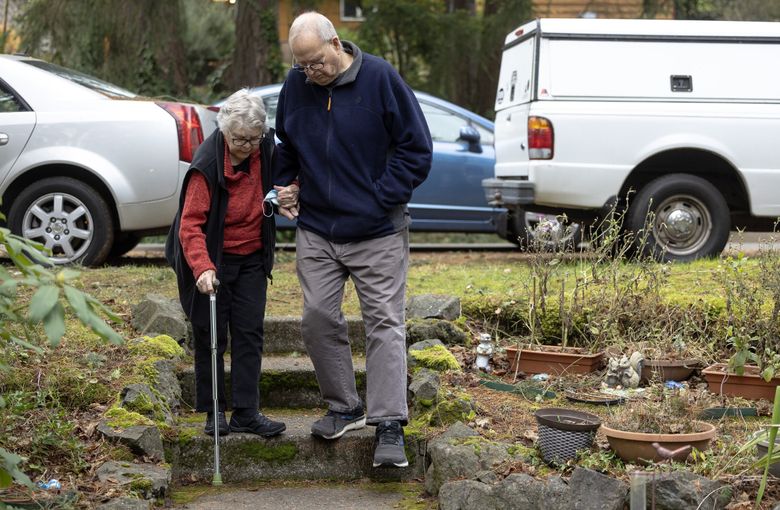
[157,102,204,163]
[528,116,553,159]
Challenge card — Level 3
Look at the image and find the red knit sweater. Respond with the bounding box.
[179,146,263,279]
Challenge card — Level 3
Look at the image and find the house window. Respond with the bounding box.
[341,0,364,21]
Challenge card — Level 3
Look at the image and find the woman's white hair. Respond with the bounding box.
[289,12,338,46]
[216,88,268,136]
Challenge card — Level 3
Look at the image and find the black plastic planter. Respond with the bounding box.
[534,408,601,465]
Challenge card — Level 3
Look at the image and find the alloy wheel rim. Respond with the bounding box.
[21,192,94,264]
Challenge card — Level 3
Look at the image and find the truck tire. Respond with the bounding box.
[627,174,729,261]
[8,177,114,266]
[507,210,582,252]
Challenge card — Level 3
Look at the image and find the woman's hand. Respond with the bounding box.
[275,184,299,219]
[196,269,218,294]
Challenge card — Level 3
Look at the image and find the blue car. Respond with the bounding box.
[232,84,502,234]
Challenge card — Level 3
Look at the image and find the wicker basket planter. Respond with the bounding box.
[702,363,780,401]
[534,408,601,465]
[506,346,604,376]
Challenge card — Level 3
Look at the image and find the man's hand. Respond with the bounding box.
[196,269,218,294]
[275,184,300,219]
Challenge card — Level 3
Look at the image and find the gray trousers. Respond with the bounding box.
[296,227,409,425]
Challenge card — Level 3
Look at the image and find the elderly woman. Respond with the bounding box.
[166,89,284,437]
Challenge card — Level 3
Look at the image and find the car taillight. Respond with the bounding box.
[157,102,204,163]
[528,116,553,160]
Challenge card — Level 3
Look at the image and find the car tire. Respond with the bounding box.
[507,210,582,252]
[8,177,114,266]
[626,173,730,261]
[107,233,143,260]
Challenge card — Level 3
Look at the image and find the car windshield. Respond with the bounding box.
[22,60,137,99]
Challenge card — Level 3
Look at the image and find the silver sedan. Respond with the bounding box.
[0,55,216,265]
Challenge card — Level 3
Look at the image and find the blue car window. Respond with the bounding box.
[420,102,466,143]
[264,94,279,129]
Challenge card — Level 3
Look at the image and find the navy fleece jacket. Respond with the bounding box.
[274,41,433,243]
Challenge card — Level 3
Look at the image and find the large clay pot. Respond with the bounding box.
[506,346,604,376]
[601,421,717,463]
[640,358,701,383]
[702,363,780,401]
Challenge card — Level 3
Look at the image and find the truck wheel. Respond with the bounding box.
[508,210,582,252]
[627,174,729,261]
[8,177,114,266]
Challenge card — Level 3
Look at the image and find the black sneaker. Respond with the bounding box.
[310,407,366,440]
[230,412,286,437]
[204,411,229,436]
[373,420,408,468]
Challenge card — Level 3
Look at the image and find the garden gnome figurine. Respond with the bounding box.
[475,333,494,372]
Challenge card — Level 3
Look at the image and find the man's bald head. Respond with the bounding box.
[289,12,339,47]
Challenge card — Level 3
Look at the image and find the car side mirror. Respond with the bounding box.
[458,126,482,153]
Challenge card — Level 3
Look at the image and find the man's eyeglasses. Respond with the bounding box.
[230,135,262,148]
[292,61,325,73]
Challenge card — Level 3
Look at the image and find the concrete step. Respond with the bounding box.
[261,316,366,354]
[178,355,367,409]
[170,409,423,483]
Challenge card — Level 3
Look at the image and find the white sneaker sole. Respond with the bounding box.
[312,416,366,440]
[373,459,409,468]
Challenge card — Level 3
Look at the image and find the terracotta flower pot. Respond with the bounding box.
[640,358,701,383]
[702,363,780,401]
[505,345,604,376]
[601,421,717,463]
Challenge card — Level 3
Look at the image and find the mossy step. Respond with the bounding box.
[261,316,366,354]
[171,410,423,483]
[178,355,367,409]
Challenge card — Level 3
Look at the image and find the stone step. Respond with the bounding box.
[261,316,366,354]
[178,355,367,409]
[170,409,423,483]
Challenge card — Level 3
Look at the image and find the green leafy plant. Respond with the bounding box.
[735,385,780,508]
[0,212,123,488]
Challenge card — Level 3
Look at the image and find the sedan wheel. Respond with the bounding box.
[9,177,114,266]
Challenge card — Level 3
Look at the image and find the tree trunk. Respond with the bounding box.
[223,0,280,90]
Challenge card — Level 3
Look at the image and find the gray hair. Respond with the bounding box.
[289,12,338,46]
[217,88,268,136]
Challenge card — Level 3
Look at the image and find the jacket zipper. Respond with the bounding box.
[326,88,335,238]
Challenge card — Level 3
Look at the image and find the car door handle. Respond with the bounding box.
[0,133,8,146]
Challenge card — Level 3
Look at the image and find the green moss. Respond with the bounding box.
[429,391,474,426]
[178,427,198,448]
[129,476,153,494]
[409,345,460,372]
[128,335,184,360]
[236,441,298,463]
[105,405,155,429]
[107,445,136,462]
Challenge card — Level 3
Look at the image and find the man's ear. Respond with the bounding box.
[331,36,341,51]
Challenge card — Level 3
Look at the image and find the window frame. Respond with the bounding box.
[340,0,365,21]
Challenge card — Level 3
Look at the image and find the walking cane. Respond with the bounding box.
[209,279,223,486]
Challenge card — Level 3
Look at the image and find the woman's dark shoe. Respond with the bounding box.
[204,411,229,436]
[230,412,286,437]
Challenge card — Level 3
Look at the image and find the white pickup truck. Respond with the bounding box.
[482,18,780,261]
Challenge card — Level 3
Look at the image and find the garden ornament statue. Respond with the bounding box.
[475,333,494,372]
[604,352,644,389]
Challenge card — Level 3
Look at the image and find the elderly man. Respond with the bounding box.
[273,12,432,467]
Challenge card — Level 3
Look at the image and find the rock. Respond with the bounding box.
[150,359,182,414]
[438,480,502,510]
[131,295,190,345]
[96,461,170,500]
[493,473,547,509]
[407,319,468,346]
[407,295,461,321]
[429,393,476,426]
[425,434,510,496]
[409,368,441,405]
[408,343,460,372]
[96,497,151,510]
[97,422,164,461]
[431,421,479,443]
[651,471,731,509]
[120,384,172,426]
[409,339,446,352]
[568,468,628,510]
[475,469,499,484]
